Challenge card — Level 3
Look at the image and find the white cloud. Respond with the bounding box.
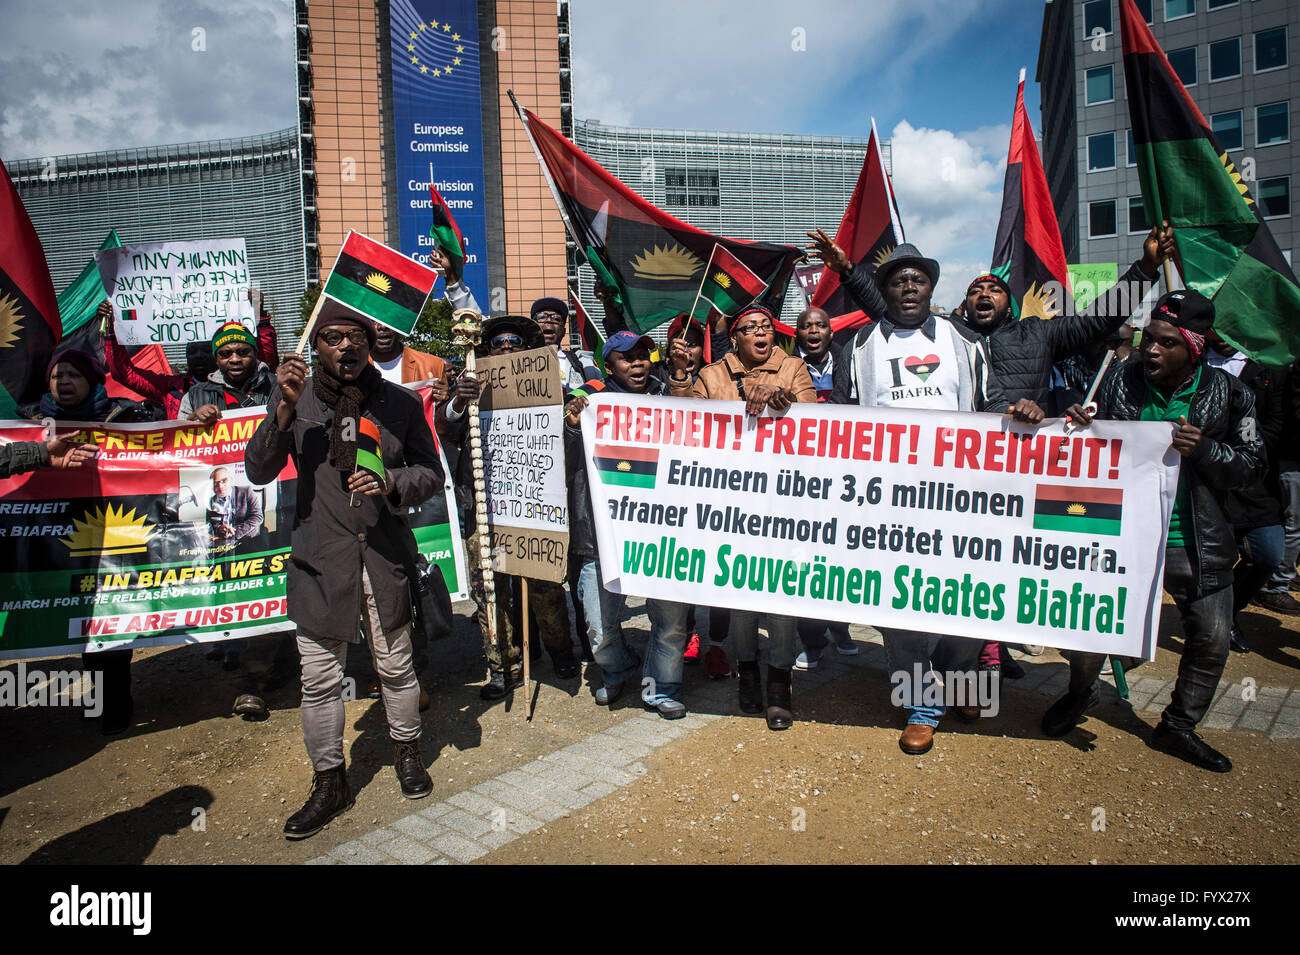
[888,120,1010,308]
[0,0,295,159]
[568,0,984,135]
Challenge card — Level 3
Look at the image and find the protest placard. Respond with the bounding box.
[95,238,256,347]
[582,394,1180,658]
[1068,262,1120,312]
[476,346,568,583]
[0,387,464,660]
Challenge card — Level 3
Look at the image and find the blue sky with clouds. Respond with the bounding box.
[0,0,1057,306]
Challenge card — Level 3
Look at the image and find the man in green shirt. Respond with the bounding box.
[1041,290,1265,773]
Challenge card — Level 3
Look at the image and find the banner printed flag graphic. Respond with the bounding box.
[0,155,61,415]
[428,163,466,282]
[1119,0,1300,364]
[1033,484,1123,536]
[322,230,440,336]
[515,103,802,334]
[812,118,906,322]
[693,243,768,319]
[594,443,658,488]
[990,69,1072,320]
[355,417,386,484]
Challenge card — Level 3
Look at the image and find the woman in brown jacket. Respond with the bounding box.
[667,305,816,729]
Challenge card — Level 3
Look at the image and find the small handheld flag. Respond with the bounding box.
[428,163,467,282]
[355,417,386,487]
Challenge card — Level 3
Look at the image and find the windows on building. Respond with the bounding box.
[1083,0,1112,37]
[1255,27,1288,72]
[1165,0,1195,20]
[1256,102,1290,147]
[1212,109,1243,150]
[1089,199,1118,238]
[1086,65,1114,104]
[1167,47,1197,86]
[1259,177,1290,219]
[1209,37,1240,80]
[663,167,720,207]
[1129,196,1151,233]
[1088,132,1116,171]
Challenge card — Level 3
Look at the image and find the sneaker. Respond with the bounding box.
[683,633,702,664]
[646,698,686,720]
[704,644,730,680]
[833,641,859,656]
[793,650,819,671]
[1252,590,1300,616]
[594,681,625,706]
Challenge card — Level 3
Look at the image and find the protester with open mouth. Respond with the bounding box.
[1044,290,1266,774]
[668,304,816,730]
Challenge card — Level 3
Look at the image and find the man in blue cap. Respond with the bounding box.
[563,330,692,719]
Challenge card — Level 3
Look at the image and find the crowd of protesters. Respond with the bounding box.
[6,221,1298,841]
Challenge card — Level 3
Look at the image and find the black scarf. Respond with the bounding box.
[313,364,381,472]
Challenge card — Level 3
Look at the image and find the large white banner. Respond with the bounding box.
[581,394,1181,658]
[96,239,256,346]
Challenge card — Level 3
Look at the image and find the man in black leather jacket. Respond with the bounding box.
[1041,289,1266,773]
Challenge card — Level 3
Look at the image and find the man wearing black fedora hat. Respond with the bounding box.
[822,242,999,754]
[1043,289,1266,773]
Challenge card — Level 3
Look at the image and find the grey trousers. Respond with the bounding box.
[297,568,421,772]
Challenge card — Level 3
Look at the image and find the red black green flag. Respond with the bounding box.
[990,70,1072,320]
[516,105,802,335]
[693,244,768,319]
[428,164,466,282]
[1033,484,1123,537]
[594,443,659,489]
[0,156,61,415]
[354,416,385,485]
[812,119,905,321]
[322,230,440,336]
[569,288,605,375]
[1120,0,1300,364]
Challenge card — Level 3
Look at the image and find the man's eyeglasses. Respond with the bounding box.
[734,322,774,337]
[534,312,563,324]
[491,334,524,349]
[318,329,369,347]
[216,346,254,359]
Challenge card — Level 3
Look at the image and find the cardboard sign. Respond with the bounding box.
[476,346,568,582]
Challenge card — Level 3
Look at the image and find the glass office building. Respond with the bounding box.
[8,126,307,364]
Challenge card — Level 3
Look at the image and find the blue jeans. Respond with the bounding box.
[880,628,982,727]
[1234,524,1285,613]
[576,559,689,703]
[1262,465,1300,594]
[731,610,797,670]
[796,617,852,658]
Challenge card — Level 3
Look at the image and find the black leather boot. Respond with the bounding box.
[1041,682,1101,737]
[393,737,433,799]
[283,766,354,839]
[765,665,793,731]
[737,661,762,714]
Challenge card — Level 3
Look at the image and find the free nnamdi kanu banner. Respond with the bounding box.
[0,390,466,661]
[581,393,1181,658]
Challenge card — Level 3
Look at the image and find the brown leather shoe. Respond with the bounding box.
[418,687,431,712]
[955,703,981,722]
[899,723,935,755]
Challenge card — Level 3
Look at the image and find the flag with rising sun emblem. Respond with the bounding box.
[990,70,1072,321]
[515,106,802,335]
[322,230,440,336]
[693,244,768,319]
[0,155,61,415]
[1119,0,1300,364]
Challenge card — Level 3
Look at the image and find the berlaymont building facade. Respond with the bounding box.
[9,0,878,354]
